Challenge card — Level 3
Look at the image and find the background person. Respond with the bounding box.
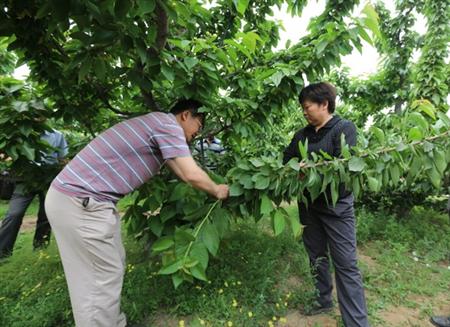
[430,197,450,327]
[0,128,68,258]
[283,82,369,327]
[45,99,229,327]
[194,133,225,170]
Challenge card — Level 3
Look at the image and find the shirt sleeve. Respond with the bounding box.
[282,130,302,165]
[334,120,357,156]
[151,123,191,160]
[58,134,68,159]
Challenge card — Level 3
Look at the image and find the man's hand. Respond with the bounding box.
[167,157,229,199]
[214,184,229,200]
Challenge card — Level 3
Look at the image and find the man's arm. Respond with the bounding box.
[166,156,229,199]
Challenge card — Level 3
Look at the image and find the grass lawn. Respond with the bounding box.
[0,201,449,327]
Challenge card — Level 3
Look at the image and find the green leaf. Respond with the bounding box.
[287,212,302,239]
[190,242,209,269]
[389,165,400,185]
[229,183,244,197]
[415,100,436,120]
[190,265,208,281]
[93,58,106,81]
[427,166,441,189]
[78,58,92,83]
[361,3,380,38]
[169,183,188,201]
[184,57,199,70]
[212,208,230,238]
[298,139,308,159]
[171,272,184,289]
[254,176,270,190]
[160,205,177,223]
[330,179,338,206]
[370,126,385,144]
[174,228,195,245]
[159,259,183,275]
[270,71,284,87]
[407,112,429,132]
[408,127,423,141]
[367,176,380,193]
[242,31,260,53]
[433,150,447,175]
[352,177,361,199]
[272,210,286,236]
[200,223,220,256]
[250,158,264,167]
[136,0,155,16]
[233,0,250,15]
[287,159,300,171]
[315,39,328,55]
[348,157,366,172]
[151,237,174,252]
[408,156,422,180]
[161,65,175,82]
[260,194,273,216]
[357,26,373,45]
[19,142,35,161]
[115,0,132,18]
[149,216,164,237]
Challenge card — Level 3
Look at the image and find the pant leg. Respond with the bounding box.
[45,186,127,327]
[298,201,333,307]
[33,191,51,249]
[0,184,35,257]
[317,196,369,327]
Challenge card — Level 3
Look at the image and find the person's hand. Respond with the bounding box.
[214,184,229,200]
[298,161,307,180]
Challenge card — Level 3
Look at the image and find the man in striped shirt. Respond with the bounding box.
[45,99,229,327]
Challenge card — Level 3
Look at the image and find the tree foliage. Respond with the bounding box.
[0,0,449,286]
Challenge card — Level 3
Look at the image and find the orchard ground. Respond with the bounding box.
[0,197,449,327]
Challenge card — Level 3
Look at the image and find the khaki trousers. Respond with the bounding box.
[45,186,126,327]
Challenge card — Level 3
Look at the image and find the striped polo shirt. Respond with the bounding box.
[52,112,191,202]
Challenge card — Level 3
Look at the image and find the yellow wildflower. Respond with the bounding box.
[248,311,253,318]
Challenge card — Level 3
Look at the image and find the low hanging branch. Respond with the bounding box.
[123,109,450,288]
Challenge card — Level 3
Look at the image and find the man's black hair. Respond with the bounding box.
[170,99,205,122]
[298,82,337,113]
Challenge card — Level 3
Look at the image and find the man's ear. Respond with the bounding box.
[180,110,190,121]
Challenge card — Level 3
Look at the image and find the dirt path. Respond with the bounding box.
[19,215,37,232]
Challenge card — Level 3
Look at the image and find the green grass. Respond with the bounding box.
[1,203,450,327]
[0,198,40,218]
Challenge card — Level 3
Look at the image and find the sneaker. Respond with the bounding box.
[302,302,334,316]
[431,316,450,327]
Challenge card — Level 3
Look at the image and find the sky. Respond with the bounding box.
[272,0,427,77]
[13,0,428,80]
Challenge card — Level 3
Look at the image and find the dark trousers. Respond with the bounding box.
[0,184,51,258]
[299,195,369,327]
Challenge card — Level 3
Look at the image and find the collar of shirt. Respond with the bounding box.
[304,115,341,134]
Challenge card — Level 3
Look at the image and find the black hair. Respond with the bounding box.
[170,99,205,122]
[298,82,337,113]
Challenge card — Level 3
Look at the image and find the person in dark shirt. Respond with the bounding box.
[430,200,450,327]
[283,82,369,327]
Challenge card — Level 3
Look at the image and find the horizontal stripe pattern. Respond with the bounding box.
[52,112,191,202]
